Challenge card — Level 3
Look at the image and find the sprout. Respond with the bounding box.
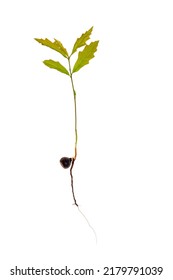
[35,27,99,207]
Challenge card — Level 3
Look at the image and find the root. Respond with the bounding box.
[70,158,78,207]
[77,206,97,244]
[70,159,97,243]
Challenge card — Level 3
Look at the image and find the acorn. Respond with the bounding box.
[60,157,72,169]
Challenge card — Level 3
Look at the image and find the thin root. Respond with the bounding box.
[77,206,97,244]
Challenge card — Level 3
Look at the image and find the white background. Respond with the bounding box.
[0,0,173,279]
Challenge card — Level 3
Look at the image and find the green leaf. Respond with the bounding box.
[34,38,68,58]
[71,27,93,55]
[43,60,69,75]
[72,41,99,73]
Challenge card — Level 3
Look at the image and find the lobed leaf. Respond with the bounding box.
[43,60,69,75]
[71,27,93,55]
[72,41,99,73]
[34,38,68,58]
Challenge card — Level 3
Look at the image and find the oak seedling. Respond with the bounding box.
[35,27,99,241]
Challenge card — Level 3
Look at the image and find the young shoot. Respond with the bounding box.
[35,27,99,242]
